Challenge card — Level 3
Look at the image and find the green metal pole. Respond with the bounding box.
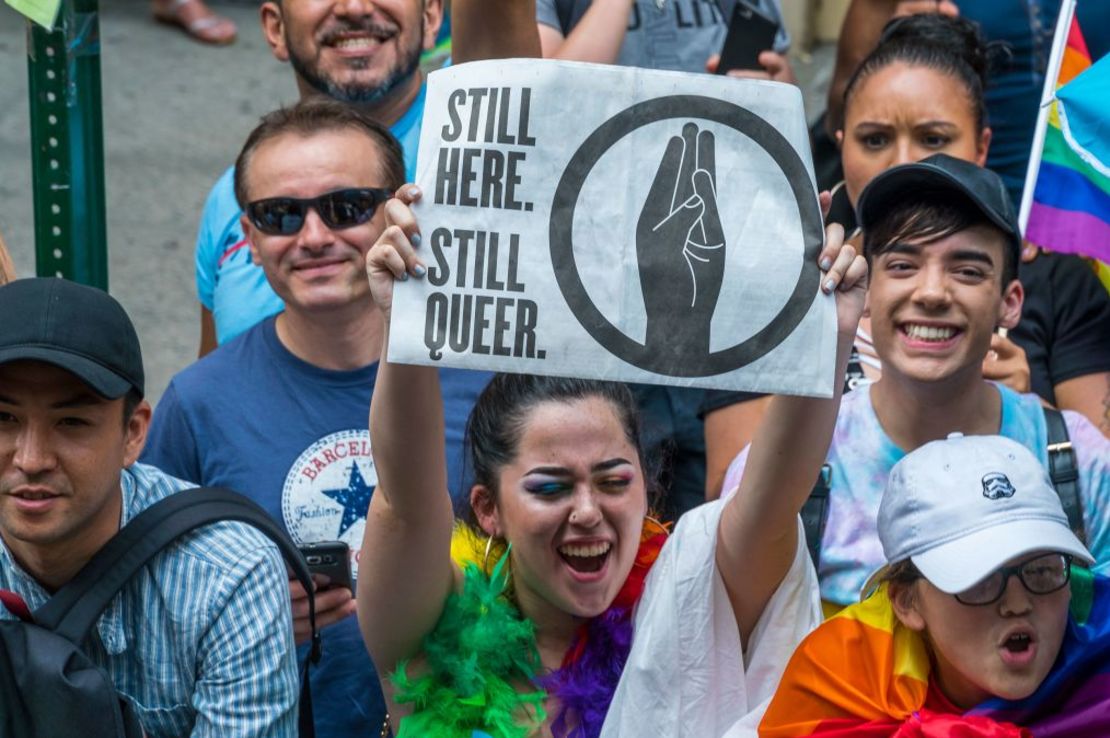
[27,0,108,289]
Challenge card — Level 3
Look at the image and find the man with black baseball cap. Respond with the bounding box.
[0,277,300,737]
[722,154,1110,612]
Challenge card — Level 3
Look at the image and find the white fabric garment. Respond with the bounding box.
[600,496,822,737]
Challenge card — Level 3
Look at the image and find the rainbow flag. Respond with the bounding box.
[1020,4,1110,265]
[759,574,1110,736]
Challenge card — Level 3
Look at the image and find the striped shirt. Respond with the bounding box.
[0,463,299,738]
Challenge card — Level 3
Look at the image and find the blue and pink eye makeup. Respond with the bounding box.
[521,463,636,497]
[523,477,572,496]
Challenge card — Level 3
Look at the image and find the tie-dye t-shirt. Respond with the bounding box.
[722,383,1110,606]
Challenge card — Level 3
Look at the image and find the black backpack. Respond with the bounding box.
[802,406,1084,569]
[0,487,321,738]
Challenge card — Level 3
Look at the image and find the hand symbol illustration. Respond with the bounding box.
[636,122,726,363]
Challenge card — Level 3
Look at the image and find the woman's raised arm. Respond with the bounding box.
[358,186,459,673]
[716,223,867,643]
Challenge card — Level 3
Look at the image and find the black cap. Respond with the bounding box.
[0,278,144,399]
[856,154,1021,264]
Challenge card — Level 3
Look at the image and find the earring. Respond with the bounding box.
[482,535,513,594]
[483,533,496,571]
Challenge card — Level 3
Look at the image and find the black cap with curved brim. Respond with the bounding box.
[855,153,1022,266]
[0,278,144,399]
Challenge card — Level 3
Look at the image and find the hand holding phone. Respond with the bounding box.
[715,0,779,76]
[299,541,353,591]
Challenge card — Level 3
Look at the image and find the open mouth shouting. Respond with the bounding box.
[558,540,612,579]
[998,627,1037,668]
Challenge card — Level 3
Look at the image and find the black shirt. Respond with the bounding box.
[1011,252,1110,404]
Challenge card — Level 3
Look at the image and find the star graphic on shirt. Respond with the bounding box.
[322,462,375,538]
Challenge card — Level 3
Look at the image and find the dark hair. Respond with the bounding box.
[882,558,923,588]
[459,374,658,524]
[864,193,1018,287]
[121,388,143,427]
[843,14,1007,134]
[232,98,406,208]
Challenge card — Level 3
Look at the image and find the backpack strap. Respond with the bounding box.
[1043,407,1085,543]
[801,464,832,569]
[32,487,320,737]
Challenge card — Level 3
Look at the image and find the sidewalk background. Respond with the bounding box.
[0,1,834,405]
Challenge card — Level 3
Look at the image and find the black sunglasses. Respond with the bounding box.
[245,188,392,236]
[954,553,1073,606]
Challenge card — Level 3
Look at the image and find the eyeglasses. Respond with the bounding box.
[245,188,392,236]
[954,553,1073,606]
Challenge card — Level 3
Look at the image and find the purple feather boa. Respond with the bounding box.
[539,606,635,738]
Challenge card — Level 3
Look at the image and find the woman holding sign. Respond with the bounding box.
[357,184,866,737]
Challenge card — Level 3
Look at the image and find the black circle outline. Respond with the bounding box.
[549,95,823,376]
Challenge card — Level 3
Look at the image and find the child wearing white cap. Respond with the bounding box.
[760,433,1110,737]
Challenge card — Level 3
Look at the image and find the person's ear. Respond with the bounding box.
[260,2,289,62]
[890,582,926,632]
[998,277,1024,330]
[122,400,152,467]
[469,484,502,538]
[422,0,445,51]
[241,214,264,266]
[976,126,992,166]
[835,129,844,150]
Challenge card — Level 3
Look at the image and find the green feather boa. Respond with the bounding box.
[392,551,547,738]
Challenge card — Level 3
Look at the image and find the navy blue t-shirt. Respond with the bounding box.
[142,315,490,738]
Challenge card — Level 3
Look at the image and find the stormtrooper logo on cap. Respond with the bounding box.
[982,472,1016,500]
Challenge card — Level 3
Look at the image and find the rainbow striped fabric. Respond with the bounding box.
[1024,18,1110,264]
[759,573,1110,737]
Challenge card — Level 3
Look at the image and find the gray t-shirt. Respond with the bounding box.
[537,0,789,73]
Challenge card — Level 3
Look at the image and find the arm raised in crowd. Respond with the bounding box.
[357,186,458,673]
[453,0,542,63]
[537,0,632,63]
[716,223,867,643]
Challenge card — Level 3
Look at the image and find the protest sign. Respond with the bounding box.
[389,59,836,396]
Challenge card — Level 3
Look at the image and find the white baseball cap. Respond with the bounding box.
[862,433,1093,598]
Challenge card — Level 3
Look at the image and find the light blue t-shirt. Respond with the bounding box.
[195,84,426,345]
[723,383,1110,606]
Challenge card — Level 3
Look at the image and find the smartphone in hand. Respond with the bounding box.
[298,541,353,591]
[715,0,779,75]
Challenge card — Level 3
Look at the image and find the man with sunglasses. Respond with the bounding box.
[144,100,491,738]
[194,0,541,355]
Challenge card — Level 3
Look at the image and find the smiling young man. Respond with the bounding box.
[195,0,540,353]
[0,278,298,738]
[722,154,1110,612]
[143,100,489,738]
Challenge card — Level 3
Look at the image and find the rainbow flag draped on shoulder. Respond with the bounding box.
[1020,1,1110,270]
[759,573,1110,737]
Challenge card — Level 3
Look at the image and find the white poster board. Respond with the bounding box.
[389,59,836,396]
